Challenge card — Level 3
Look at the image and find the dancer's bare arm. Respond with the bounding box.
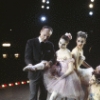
[82,61,92,68]
[71,49,80,69]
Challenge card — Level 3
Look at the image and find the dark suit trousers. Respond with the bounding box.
[29,79,47,100]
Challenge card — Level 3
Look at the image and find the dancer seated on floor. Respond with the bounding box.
[88,65,100,100]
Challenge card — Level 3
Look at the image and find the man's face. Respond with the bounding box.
[40,28,52,42]
[76,37,86,49]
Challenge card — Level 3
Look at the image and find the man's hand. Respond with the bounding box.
[45,61,51,68]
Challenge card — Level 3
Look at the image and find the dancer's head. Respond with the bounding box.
[89,72,100,85]
[58,32,72,49]
[40,26,53,42]
[95,65,100,74]
[76,31,87,49]
[89,65,100,85]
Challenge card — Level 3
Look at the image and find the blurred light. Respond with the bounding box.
[9,83,14,86]
[10,29,12,31]
[89,11,93,16]
[0,80,29,89]
[14,53,19,58]
[2,43,11,47]
[41,5,45,9]
[42,0,46,3]
[15,82,20,85]
[91,0,94,2]
[21,81,27,84]
[40,16,46,21]
[3,54,7,58]
[46,1,50,4]
[89,4,93,8]
[2,84,7,88]
[46,6,50,9]
[27,80,30,83]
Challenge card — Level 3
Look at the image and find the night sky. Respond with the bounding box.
[0,0,100,83]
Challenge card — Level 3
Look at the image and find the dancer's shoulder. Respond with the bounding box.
[72,47,78,54]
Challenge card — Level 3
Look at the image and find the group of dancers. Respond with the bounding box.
[23,26,100,100]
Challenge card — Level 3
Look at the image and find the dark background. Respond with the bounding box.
[0,0,100,84]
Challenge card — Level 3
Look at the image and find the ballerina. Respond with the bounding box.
[71,31,94,100]
[47,33,84,100]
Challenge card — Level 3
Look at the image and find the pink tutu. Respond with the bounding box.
[46,59,84,99]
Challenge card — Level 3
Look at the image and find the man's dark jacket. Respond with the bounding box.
[25,37,56,80]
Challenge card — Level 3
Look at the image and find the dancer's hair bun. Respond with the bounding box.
[65,32,72,40]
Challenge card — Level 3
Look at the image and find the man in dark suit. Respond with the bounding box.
[24,26,55,100]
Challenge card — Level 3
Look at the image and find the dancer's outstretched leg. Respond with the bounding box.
[23,62,45,71]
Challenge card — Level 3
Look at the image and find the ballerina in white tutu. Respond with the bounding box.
[47,33,84,100]
[71,31,94,100]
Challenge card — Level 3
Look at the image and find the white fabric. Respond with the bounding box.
[33,60,47,70]
[38,37,43,43]
[77,67,94,83]
[49,91,58,100]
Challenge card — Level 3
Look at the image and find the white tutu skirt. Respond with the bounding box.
[43,59,84,99]
[77,67,94,84]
